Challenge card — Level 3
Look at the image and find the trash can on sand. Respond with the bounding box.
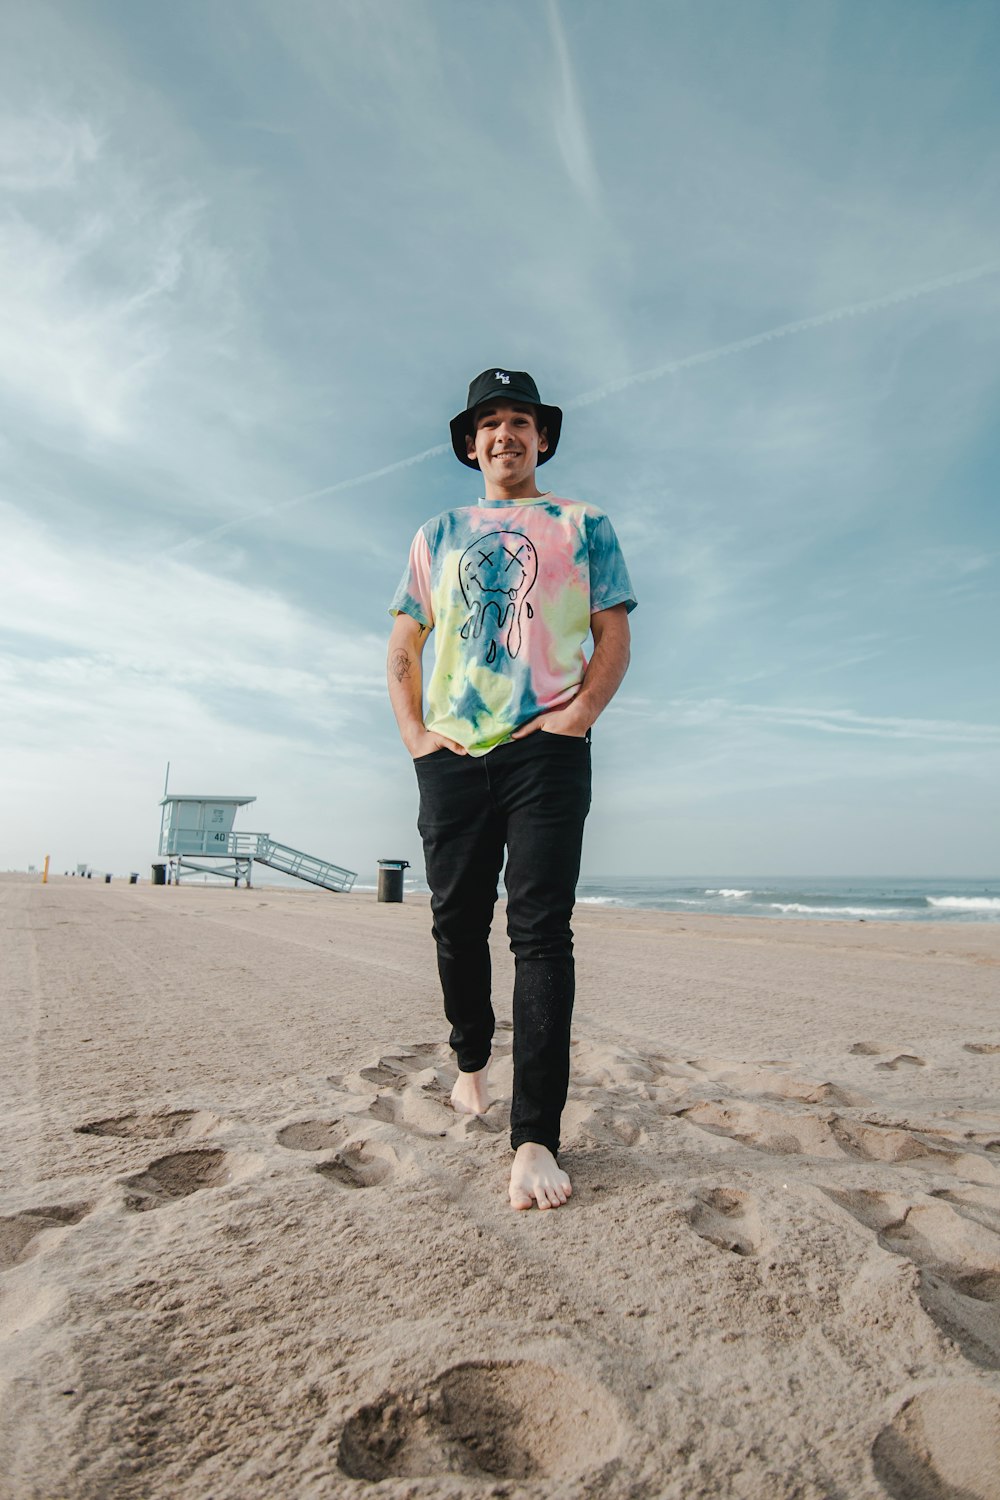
[377,859,410,903]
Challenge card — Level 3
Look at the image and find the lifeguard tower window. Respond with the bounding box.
[157,794,357,892]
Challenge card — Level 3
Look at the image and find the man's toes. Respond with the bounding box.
[510,1183,533,1210]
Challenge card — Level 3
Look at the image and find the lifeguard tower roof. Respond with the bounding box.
[159,795,256,806]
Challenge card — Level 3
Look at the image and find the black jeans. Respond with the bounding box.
[414,731,592,1156]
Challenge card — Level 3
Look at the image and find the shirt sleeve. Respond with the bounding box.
[388,527,434,628]
[588,513,638,615]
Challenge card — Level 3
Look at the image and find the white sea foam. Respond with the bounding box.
[706,888,751,899]
[770,903,906,917]
[578,895,625,905]
[927,896,1000,911]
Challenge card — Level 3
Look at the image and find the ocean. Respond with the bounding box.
[572,875,1000,922]
[384,873,1000,922]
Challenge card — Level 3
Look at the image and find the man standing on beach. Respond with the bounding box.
[386,369,636,1210]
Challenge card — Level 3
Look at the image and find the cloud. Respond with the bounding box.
[0,503,385,756]
[0,125,248,459]
[0,111,100,191]
[0,92,311,542]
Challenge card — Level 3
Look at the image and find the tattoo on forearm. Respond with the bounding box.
[389,649,411,682]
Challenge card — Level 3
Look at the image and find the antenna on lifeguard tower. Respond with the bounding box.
[163,760,170,798]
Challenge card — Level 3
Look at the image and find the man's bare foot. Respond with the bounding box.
[509,1142,572,1210]
[451,1061,493,1115]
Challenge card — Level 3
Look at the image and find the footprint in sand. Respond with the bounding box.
[680,1098,997,1180]
[686,1186,765,1257]
[367,1089,468,1138]
[850,1042,931,1071]
[355,1043,452,1090]
[0,1204,92,1272]
[943,1107,1000,1133]
[873,1383,1000,1500]
[276,1119,350,1152]
[337,1359,623,1483]
[929,1186,1000,1236]
[964,1043,1000,1055]
[121,1149,233,1213]
[561,1097,647,1150]
[824,1188,1000,1292]
[76,1109,219,1141]
[570,1039,682,1090]
[825,1187,1000,1368]
[346,1041,513,1142]
[684,1058,869,1107]
[316,1141,397,1190]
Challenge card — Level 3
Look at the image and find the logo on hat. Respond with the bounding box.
[495,371,511,384]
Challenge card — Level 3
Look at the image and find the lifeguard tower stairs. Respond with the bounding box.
[158,795,356,891]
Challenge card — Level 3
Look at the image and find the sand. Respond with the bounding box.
[1,873,999,1500]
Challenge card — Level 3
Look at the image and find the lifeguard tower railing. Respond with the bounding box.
[158,795,356,891]
[162,830,357,892]
[237,832,356,892]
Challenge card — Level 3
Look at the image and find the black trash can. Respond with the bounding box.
[377,859,410,903]
[151,863,166,886]
[129,873,139,885]
[104,873,112,884]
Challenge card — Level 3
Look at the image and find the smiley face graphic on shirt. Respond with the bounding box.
[458,530,538,663]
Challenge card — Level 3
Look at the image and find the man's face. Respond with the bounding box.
[466,402,548,487]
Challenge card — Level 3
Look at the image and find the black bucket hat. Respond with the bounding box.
[450,368,563,469]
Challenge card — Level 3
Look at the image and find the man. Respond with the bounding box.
[387,368,636,1210]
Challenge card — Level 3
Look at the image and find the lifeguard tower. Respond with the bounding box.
[157,794,357,891]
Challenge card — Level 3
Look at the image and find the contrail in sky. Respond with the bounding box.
[546,0,602,210]
[169,442,450,553]
[170,259,999,554]
[564,259,1000,410]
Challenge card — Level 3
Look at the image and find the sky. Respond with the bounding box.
[2,0,998,881]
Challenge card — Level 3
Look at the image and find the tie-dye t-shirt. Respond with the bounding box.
[389,494,637,756]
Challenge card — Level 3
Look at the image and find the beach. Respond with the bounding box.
[2,873,999,1499]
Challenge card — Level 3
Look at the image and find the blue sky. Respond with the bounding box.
[2,0,998,879]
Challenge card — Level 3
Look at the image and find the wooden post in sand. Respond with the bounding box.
[42,855,50,884]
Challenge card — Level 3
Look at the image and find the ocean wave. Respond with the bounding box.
[926,896,1000,911]
[770,903,907,917]
[706,888,751,899]
[578,895,625,905]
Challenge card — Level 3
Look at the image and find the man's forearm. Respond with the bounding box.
[574,611,630,724]
[387,632,426,749]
